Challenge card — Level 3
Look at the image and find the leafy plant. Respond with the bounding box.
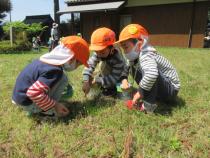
[2,21,47,41]
[169,137,181,151]
[0,40,32,53]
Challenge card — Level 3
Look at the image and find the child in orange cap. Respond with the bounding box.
[82,27,126,97]
[116,24,180,113]
[12,36,89,118]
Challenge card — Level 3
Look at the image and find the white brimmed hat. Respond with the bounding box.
[40,36,90,67]
[40,44,74,65]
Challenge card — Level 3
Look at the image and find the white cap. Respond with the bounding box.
[40,44,74,65]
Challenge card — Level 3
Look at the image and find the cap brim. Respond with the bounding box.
[40,45,74,66]
[40,53,73,66]
[89,44,107,51]
[114,37,131,45]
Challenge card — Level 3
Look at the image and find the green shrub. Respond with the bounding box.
[0,40,32,53]
[3,21,48,42]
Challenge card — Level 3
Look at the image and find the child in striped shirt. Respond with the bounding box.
[116,24,180,113]
[82,27,125,97]
[12,36,89,117]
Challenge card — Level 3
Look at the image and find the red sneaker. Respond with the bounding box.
[126,100,133,109]
[125,100,145,111]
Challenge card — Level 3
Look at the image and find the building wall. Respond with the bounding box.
[126,0,208,7]
[191,2,209,47]
[81,11,119,42]
[123,1,210,47]
[81,1,210,47]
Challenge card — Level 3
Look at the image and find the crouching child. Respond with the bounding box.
[12,36,89,118]
[82,27,126,97]
[116,24,180,113]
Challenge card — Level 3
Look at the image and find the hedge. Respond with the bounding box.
[0,40,32,54]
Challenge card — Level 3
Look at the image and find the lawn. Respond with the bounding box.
[0,47,209,158]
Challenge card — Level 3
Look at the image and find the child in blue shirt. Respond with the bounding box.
[12,36,90,117]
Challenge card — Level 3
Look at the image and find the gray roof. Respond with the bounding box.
[59,1,125,14]
[65,0,122,5]
[65,0,100,3]
[23,15,54,25]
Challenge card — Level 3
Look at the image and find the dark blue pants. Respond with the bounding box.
[132,67,178,104]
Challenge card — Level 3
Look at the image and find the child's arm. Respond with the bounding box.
[26,68,65,112]
[82,53,100,94]
[131,53,158,105]
[119,60,130,89]
[97,52,128,88]
[83,52,100,82]
[139,53,158,96]
[26,80,69,116]
[26,80,56,111]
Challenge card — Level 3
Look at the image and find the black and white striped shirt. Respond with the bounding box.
[141,51,180,90]
[122,51,180,91]
[83,49,126,88]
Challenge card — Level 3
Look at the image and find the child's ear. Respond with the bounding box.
[135,40,142,52]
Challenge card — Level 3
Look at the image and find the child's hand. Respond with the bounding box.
[132,91,142,105]
[92,76,102,86]
[54,103,69,117]
[121,79,130,90]
[82,81,91,96]
[92,78,96,85]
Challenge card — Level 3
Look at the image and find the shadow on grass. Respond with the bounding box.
[154,96,186,115]
[61,97,116,122]
[33,96,116,124]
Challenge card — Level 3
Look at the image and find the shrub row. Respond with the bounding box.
[0,40,32,54]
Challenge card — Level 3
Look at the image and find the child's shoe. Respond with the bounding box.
[142,101,157,113]
[125,100,157,113]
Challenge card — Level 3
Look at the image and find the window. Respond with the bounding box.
[120,15,132,30]
[207,9,210,33]
[94,16,100,27]
[204,8,210,48]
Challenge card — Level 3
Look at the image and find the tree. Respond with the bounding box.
[3,21,48,41]
[0,0,12,38]
[0,0,12,24]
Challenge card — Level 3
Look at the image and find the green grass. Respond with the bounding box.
[0,47,210,158]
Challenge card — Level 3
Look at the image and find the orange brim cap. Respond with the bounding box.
[89,44,107,51]
[114,37,132,45]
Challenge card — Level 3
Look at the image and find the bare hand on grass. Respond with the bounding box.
[54,102,69,117]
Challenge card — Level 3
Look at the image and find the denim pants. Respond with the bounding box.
[132,67,178,104]
[13,73,69,115]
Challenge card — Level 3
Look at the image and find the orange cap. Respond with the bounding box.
[61,36,90,67]
[115,24,149,44]
[89,27,116,51]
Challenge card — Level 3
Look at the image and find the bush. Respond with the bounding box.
[3,21,48,42]
[0,40,32,53]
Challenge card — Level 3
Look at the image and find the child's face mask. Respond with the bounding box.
[96,47,111,58]
[63,60,77,71]
[124,42,140,61]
